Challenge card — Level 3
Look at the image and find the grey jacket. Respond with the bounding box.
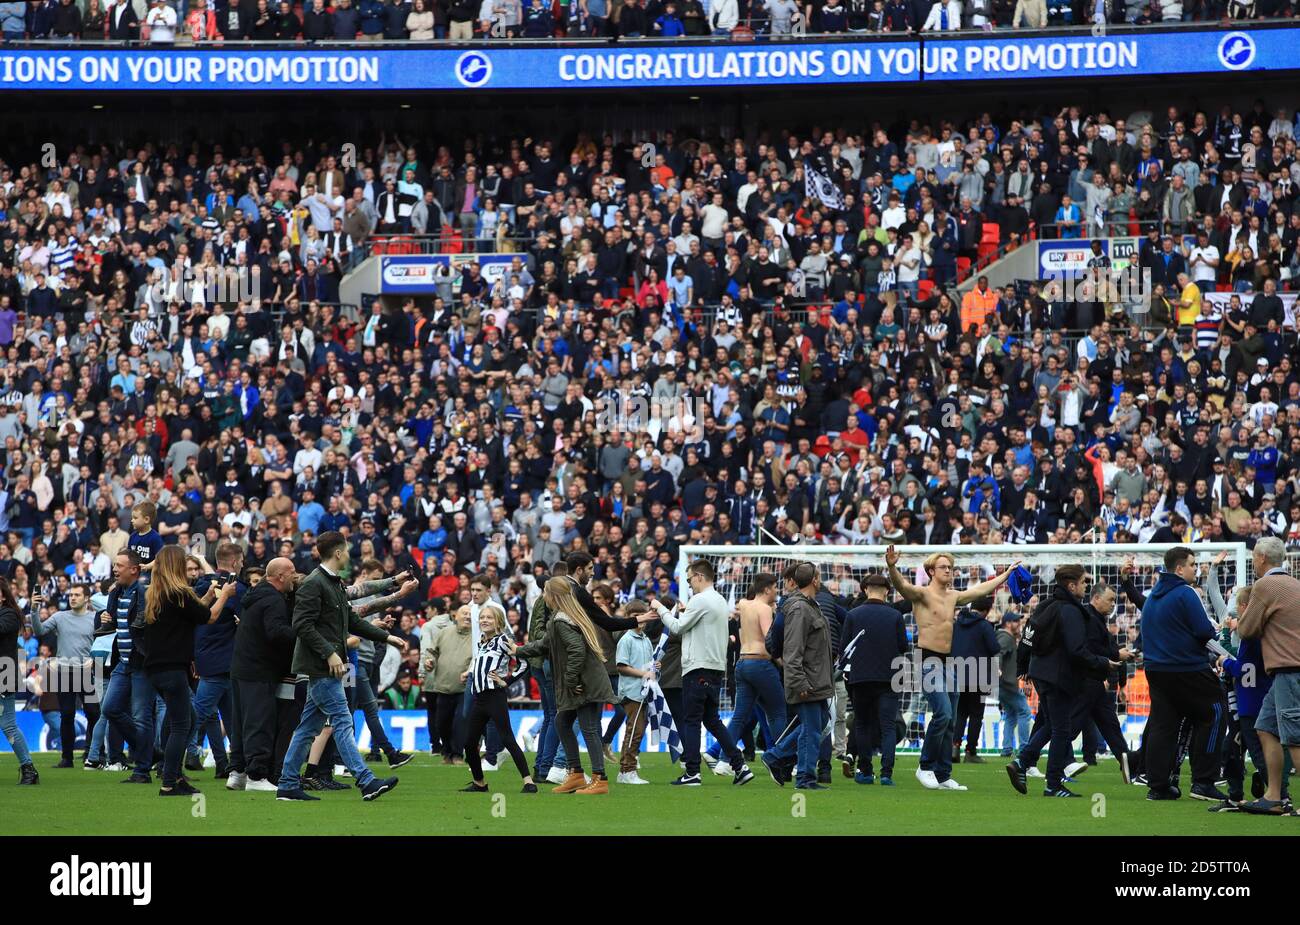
[781,590,834,702]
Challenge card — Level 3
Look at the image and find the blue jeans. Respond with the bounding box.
[919,655,955,782]
[767,699,829,787]
[1000,689,1031,755]
[534,661,559,777]
[42,710,61,750]
[708,658,786,759]
[188,676,233,763]
[103,660,156,775]
[278,677,375,791]
[0,693,32,765]
[87,713,125,764]
[147,668,193,788]
[356,661,394,753]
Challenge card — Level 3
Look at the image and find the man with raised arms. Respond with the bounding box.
[885,546,1019,791]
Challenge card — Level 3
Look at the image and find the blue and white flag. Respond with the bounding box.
[804,165,846,210]
[643,632,683,763]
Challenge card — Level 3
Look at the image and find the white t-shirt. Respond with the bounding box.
[895,245,922,282]
[1187,245,1219,284]
[146,5,177,42]
[700,204,728,239]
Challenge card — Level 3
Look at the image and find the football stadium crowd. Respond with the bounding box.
[0,96,1299,810]
[0,0,1295,43]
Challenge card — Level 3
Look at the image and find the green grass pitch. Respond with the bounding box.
[0,752,1290,835]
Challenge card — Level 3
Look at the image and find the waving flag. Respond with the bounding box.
[804,165,846,210]
[835,628,865,676]
[643,632,683,763]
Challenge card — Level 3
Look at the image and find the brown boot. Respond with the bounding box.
[552,770,587,794]
[575,773,609,795]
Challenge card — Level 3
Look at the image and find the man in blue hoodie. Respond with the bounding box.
[951,595,999,764]
[1139,546,1229,803]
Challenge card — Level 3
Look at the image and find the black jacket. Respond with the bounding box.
[1025,585,1110,695]
[0,606,20,694]
[230,581,296,682]
[141,590,211,673]
[1083,602,1124,687]
[816,588,846,658]
[839,601,908,684]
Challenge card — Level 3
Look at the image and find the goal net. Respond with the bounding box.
[678,543,1250,755]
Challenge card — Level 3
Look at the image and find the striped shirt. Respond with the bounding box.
[470,632,512,693]
[50,241,77,273]
[1194,305,1222,352]
[115,583,139,664]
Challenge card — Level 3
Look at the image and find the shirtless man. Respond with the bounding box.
[886,546,1020,791]
[703,573,787,775]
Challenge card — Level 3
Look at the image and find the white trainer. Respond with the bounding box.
[545,766,569,785]
[938,777,968,791]
[1026,767,1046,779]
[1064,761,1089,779]
[481,760,499,772]
[226,771,248,791]
[617,771,650,785]
[701,752,718,769]
[103,762,129,772]
[713,761,733,777]
[245,778,278,792]
[916,768,940,789]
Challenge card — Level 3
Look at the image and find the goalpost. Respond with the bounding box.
[678,543,1250,754]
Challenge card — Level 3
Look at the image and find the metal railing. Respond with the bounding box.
[363,233,536,260]
[5,17,1293,48]
[1035,218,1171,241]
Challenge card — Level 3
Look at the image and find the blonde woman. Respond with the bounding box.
[458,606,537,793]
[142,545,236,796]
[513,577,614,794]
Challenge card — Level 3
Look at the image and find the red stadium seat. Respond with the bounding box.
[387,235,414,255]
[957,257,972,279]
[980,223,1000,246]
[1128,208,1139,236]
[918,279,935,300]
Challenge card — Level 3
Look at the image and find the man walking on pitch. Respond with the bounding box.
[761,562,833,790]
[276,532,409,802]
[886,546,1020,790]
[1238,537,1300,815]
[1006,566,1121,797]
[653,559,754,787]
[840,573,909,785]
[1139,546,1229,803]
[703,572,785,776]
[229,558,299,791]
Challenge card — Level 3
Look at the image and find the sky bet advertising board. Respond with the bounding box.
[379,254,516,295]
[0,27,1290,92]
